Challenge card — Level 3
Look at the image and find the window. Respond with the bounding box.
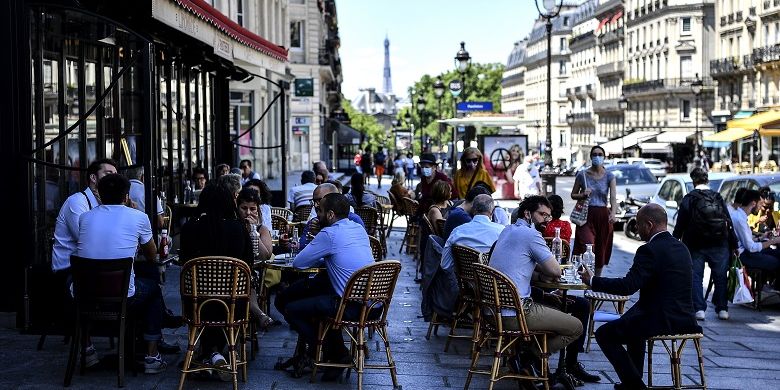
[580,99,586,109]
[560,37,567,52]
[681,17,691,34]
[290,21,303,49]
[765,24,770,46]
[681,99,691,119]
[236,0,245,26]
[563,16,570,26]
[559,60,567,75]
[680,55,693,78]
[776,22,780,44]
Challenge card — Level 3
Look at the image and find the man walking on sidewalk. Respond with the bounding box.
[672,168,735,321]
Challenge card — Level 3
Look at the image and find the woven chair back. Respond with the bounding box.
[401,197,419,216]
[270,207,293,221]
[544,237,571,262]
[271,214,289,232]
[355,206,379,236]
[180,256,252,326]
[387,191,406,217]
[452,245,482,299]
[306,217,321,240]
[472,263,530,335]
[293,204,313,222]
[369,235,383,262]
[336,260,402,327]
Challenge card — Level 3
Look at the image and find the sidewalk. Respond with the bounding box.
[2,175,780,388]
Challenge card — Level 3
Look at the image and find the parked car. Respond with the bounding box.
[650,172,736,230]
[628,158,668,180]
[607,164,659,230]
[718,173,780,205]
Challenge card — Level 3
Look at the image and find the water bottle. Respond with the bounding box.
[158,229,169,259]
[583,243,596,272]
[551,227,563,264]
[248,223,260,261]
[184,180,193,204]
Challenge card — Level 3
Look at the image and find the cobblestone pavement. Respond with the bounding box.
[2,176,780,389]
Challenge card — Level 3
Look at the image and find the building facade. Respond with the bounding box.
[567,0,600,164]
[501,39,528,119]
[288,0,343,171]
[592,0,626,153]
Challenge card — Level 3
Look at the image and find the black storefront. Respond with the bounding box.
[0,0,288,334]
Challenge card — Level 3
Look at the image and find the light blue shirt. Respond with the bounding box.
[441,215,504,271]
[730,207,762,254]
[52,187,99,271]
[490,219,555,299]
[293,218,374,296]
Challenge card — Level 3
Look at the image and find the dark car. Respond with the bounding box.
[718,173,780,204]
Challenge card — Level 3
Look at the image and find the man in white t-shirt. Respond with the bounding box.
[76,173,168,374]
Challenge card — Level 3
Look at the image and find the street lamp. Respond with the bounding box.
[618,93,628,157]
[416,96,427,151]
[535,0,563,195]
[454,42,471,102]
[691,73,704,157]
[433,78,445,149]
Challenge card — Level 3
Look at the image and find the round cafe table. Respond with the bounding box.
[256,254,323,273]
[532,277,589,390]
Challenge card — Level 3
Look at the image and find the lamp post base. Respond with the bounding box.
[540,170,558,196]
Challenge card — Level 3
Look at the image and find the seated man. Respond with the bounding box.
[275,193,374,381]
[730,189,780,275]
[288,170,318,209]
[580,204,702,390]
[440,194,504,271]
[442,186,492,240]
[299,183,364,249]
[490,195,591,383]
[76,173,168,374]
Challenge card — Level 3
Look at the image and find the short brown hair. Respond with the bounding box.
[431,181,451,203]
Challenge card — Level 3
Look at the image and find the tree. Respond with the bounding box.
[400,62,505,152]
[341,99,386,151]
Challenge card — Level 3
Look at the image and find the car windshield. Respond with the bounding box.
[685,180,723,192]
[608,166,657,185]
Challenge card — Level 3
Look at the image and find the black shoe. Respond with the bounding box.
[568,362,600,383]
[615,382,647,390]
[321,354,351,382]
[158,340,181,354]
[414,277,424,284]
[162,310,184,329]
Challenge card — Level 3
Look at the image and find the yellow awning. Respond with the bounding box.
[726,110,780,135]
[703,127,753,143]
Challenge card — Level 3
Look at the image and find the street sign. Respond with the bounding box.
[457,101,494,112]
[449,79,462,97]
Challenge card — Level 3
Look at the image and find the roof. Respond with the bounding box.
[573,0,600,26]
[527,8,577,44]
[506,40,528,69]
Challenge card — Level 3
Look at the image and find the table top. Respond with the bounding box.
[380,204,393,210]
[255,254,322,273]
[532,279,589,291]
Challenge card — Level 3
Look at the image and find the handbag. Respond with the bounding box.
[727,253,754,304]
[570,172,590,226]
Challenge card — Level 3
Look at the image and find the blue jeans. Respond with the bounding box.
[128,277,164,342]
[691,245,729,313]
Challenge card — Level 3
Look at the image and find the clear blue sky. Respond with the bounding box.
[337,0,540,100]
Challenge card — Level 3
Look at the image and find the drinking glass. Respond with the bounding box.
[571,255,583,283]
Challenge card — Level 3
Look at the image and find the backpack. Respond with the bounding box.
[374,152,386,165]
[687,190,729,243]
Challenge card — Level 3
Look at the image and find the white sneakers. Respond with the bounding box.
[695,310,705,321]
[717,310,730,320]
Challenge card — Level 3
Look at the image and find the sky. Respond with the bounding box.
[337,0,540,101]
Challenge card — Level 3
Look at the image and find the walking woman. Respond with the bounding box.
[452,147,495,199]
[571,145,617,277]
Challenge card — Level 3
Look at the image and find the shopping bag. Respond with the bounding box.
[732,266,754,305]
[570,172,589,226]
[726,254,741,301]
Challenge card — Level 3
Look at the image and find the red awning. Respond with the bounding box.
[610,10,623,24]
[595,17,609,33]
[173,0,288,62]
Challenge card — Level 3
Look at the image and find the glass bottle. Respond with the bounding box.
[248,223,260,261]
[158,229,169,259]
[583,243,596,272]
[184,180,193,204]
[551,227,563,264]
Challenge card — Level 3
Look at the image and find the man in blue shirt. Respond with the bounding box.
[440,194,504,270]
[299,183,364,249]
[442,186,492,240]
[276,193,374,381]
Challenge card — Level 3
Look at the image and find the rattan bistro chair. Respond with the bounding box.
[306,217,321,241]
[369,235,383,262]
[293,204,313,223]
[271,214,289,233]
[443,245,483,355]
[270,207,293,221]
[386,191,404,237]
[310,261,402,390]
[178,256,252,390]
[399,198,420,256]
[64,256,134,388]
[466,263,552,390]
[647,333,707,390]
[354,205,380,237]
[583,291,629,352]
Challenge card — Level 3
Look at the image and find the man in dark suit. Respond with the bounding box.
[580,203,701,390]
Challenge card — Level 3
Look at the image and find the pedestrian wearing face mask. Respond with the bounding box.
[571,145,617,277]
[453,147,495,199]
[415,153,458,216]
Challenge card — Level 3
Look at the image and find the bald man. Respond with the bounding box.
[580,203,701,390]
[299,183,364,249]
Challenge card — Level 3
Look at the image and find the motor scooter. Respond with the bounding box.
[616,188,646,241]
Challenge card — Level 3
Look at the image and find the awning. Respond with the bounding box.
[726,110,780,133]
[595,17,610,33]
[610,10,623,24]
[656,131,694,143]
[640,142,672,154]
[702,127,753,148]
[438,116,526,128]
[599,131,659,155]
[734,110,756,119]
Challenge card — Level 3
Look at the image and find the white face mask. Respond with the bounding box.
[422,167,433,177]
[592,156,604,166]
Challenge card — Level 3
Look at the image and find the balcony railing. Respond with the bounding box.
[593,98,621,113]
[501,73,525,86]
[710,57,741,76]
[569,112,593,124]
[599,27,624,45]
[596,62,624,78]
[720,16,726,27]
[622,77,713,95]
[753,44,780,64]
[728,13,734,24]
[318,48,332,66]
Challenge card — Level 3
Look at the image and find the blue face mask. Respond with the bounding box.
[422,167,433,177]
[592,156,604,166]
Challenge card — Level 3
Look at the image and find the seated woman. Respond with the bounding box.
[452,147,495,199]
[346,172,376,208]
[426,181,452,237]
[236,188,275,329]
[244,178,274,231]
[543,194,572,242]
[179,183,253,379]
[390,171,415,200]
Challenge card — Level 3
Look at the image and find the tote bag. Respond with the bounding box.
[570,172,590,226]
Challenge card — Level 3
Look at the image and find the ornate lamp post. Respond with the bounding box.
[535,0,563,195]
[416,96,427,152]
[691,73,704,157]
[433,78,445,149]
[454,42,471,102]
[618,93,629,157]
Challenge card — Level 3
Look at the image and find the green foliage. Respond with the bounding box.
[399,62,505,151]
[341,99,386,150]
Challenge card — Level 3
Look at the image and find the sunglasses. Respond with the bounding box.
[239,165,249,169]
[465,158,479,163]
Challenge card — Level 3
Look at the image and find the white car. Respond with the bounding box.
[650,172,736,231]
[628,158,668,180]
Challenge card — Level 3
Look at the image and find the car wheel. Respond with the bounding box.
[625,218,641,240]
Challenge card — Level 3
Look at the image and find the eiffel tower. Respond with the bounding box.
[383,35,392,94]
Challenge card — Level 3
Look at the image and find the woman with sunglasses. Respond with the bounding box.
[453,147,495,199]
